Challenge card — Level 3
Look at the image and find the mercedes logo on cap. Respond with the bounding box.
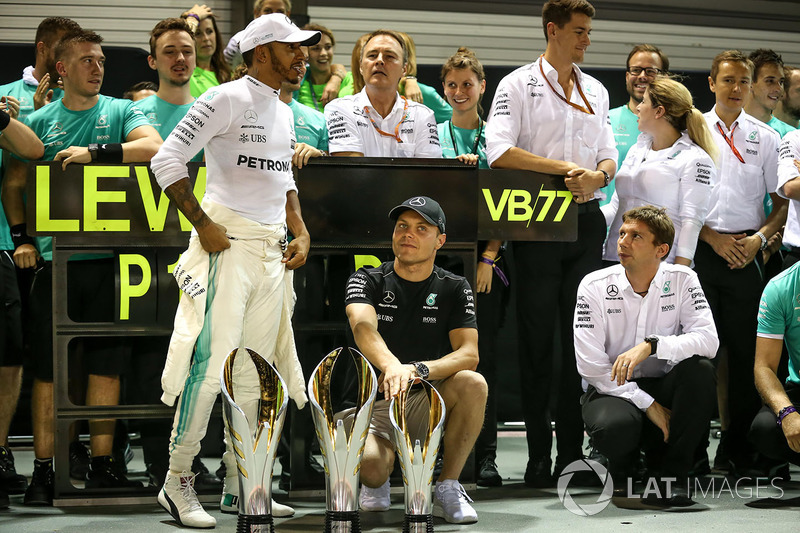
[409,197,426,206]
[244,110,258,123]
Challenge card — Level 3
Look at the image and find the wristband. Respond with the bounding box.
[0,109,9,131]
[186,13,200,21]
[95,143,123,163]
[404,76,417,81]
[479,256,510,287]
[10,223,35,250]
[755,231,768,251]
[777,405,797,426]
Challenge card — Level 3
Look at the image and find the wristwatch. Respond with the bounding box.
[644,335,658,356]
[88,143,99,162]
[412,361,429,380]
[600,169,611,187]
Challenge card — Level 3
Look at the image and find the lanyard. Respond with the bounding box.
[310,82,321,111]
[448,120,483,156]
[716,122,745,164]
[538,55,594,115]
[364,96,409,143]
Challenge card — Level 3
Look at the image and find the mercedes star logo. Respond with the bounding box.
[606,285,619,297]
[383,291,395,303]
[244,109,258,123]
[409,197,426,207]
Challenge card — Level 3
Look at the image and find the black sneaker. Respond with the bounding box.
[69,441,90,480]
[477,456,502,487]
[24,461,54,506]
[0,446,28,494]
[147,461,168,488]
[192,457,222,492]
[524,457,554,488]
[85,456,143,489]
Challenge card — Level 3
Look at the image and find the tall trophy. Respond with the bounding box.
[220,347,288,533]
[309,348,378,533]
[390,380,446,533]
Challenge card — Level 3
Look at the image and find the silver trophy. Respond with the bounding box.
[390,380,446,533]
[220,347,288,533]
[309,347,378,533]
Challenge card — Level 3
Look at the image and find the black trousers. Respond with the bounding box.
[513,202,605,464]
[694,239,764,461]
[749,382,800,466]
[582,356,716,480]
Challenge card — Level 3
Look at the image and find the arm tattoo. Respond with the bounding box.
[165,178,210,229]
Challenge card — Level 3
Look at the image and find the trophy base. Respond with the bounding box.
[324,509,361,532]
[236,513,274,533]
[403,513,433,533]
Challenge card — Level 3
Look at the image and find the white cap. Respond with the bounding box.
[236,13,320,53]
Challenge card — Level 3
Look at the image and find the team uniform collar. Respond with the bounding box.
[711,105,748,131]
[537,56,585,96]
[358,88,405,117]
[243,75,280,99]
[618,261,666,297]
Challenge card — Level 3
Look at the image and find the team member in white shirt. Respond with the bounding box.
[696,49,787,478]
[603,77,718,265]
[776,129,800,268]
[325,29,441,158]
[484,0,617,487]
[150,14,320,529]
[576,206,718,506]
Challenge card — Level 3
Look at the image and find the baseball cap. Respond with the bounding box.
[388,196,446,234]
[236,13,320,53]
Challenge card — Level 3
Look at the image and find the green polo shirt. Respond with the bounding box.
[295,72,354,112]
[135,94,203,162]
[287,99,328,151]
[190,67,220,99]
[606,103,640,206]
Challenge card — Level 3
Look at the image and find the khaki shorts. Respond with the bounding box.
[338,380,443,450]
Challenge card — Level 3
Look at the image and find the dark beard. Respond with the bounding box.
[268,43,300,84]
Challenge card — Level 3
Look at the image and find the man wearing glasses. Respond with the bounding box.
[603,45,669,205]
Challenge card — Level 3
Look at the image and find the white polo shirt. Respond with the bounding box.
[777,129,800,248]
[703,107,780,233]
[324,88,442,158]
[574,262,719,411]
[151,75,297,225]
[602,132,715,262]
[485,56,617,199]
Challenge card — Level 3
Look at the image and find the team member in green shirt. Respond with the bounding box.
[137,18,204,162]
[295,23,353,112]
[750,261,800,470]
[2,29,162,505]
[182,8,231,98]
[605,45,669,206]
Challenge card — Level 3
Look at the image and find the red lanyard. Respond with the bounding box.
[364,96,409,143]
[539,56,594,115]
[716,123,745,164]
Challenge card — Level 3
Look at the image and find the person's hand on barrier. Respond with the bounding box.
[282,233,309,269]
[379,361,415,401]
[292,142,324,169]
[12,243,40,270]
[646,401,671,442]
[476,260,493,293]
[54,145,91,170]
[33,74,54,110]
[198,222,231,253]
[781,411,800,453]
[0,95,20,118]
[456,154,478,166]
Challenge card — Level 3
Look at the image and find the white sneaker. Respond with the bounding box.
[359,479,390,511]
[158,471,216,529]
[220,477,295,517]
[433,479,478,524]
